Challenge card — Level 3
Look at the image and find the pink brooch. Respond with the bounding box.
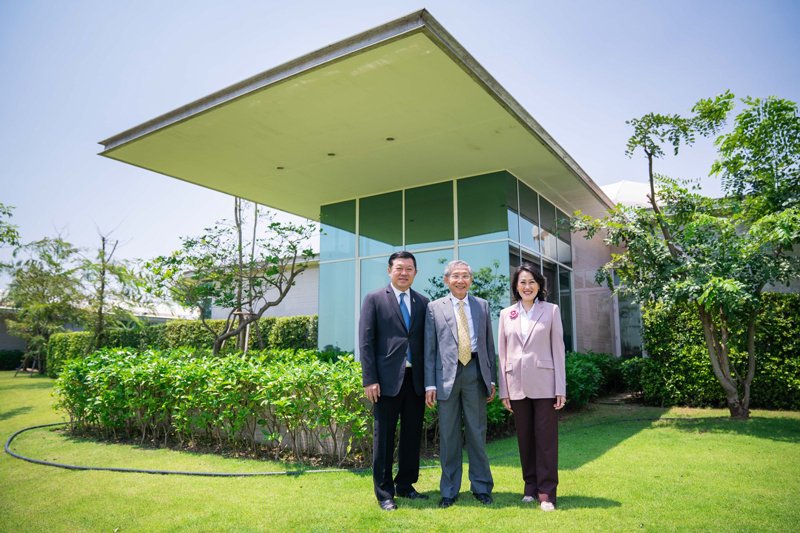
[509,310,518,320]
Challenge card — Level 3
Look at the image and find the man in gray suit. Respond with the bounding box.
[424,260,496,508]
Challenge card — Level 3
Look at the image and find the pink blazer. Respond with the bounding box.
[497,300,566,400]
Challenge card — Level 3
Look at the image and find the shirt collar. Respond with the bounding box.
[391,284,410,300]
[450,294,469,306]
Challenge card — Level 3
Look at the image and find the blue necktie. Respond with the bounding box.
[399,293,412,365]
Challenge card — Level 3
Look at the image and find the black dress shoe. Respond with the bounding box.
[379,499,398,511]
[397,489,429,500]
[473,493,493,505]
[438,497,456,508]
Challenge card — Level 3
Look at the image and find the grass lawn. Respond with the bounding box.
[2,371,800,532]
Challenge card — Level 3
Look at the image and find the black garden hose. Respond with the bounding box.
[5,417,721,477]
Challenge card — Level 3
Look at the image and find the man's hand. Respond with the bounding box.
[425,390,437,408]
[486,383,496,403]
[554,395,566,410]
[364,383,380,403]
[501,398,513,413]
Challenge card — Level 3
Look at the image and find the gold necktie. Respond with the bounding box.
[456,300,472,366]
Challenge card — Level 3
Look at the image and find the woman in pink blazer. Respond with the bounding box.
[498,264,566,511]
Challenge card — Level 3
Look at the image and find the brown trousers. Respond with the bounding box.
[510,398,558,503]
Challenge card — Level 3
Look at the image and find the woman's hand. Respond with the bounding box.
[501,398,513,412]
[554,395,566,410]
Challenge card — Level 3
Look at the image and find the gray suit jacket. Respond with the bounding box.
[424,294,497,400]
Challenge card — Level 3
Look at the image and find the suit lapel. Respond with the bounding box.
[522,301,546,347]
[408,288,423,330]
[385,285,407,332]
[441,297,459,343]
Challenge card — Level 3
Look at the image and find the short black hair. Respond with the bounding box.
[511,263,547,302]
[388,251,417,270]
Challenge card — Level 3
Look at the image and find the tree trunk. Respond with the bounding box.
[698,309,750,419]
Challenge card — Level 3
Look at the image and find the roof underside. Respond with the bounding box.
[99,10,612,220]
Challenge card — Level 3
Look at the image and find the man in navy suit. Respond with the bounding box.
[359,251,430,511]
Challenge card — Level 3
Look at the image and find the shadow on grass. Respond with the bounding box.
[0,379,55,392]
[383,491,620,510]
[654,416,800,443]
[0,406,33,421]
[488,405,670,471]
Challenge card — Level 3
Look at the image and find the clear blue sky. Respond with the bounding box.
[1,0,798,270]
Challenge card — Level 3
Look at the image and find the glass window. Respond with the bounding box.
[556,208,572,266]
[542,259,558,305]
[413,249,454,301]
[320,200,355,261]
[359,192,402,257]
[459,241,512,323]
[618,294,644,357]
[318,260,355,352]
[539,197,558,260]
[507,177,520,244]
[559,268,574,351]
[406,182,453,250]
[519,183,540,254]
[458,172,515,244]
[360,256,392,305]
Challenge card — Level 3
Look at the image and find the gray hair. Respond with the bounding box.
[443,260,472,278]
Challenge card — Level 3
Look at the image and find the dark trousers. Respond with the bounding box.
[510,397,559,503]
[372,368,425,501]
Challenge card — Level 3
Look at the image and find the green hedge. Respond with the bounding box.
[46,315,319,377]
[53,346,622,465]
[640,293,800,409]
[47,331,94,378]
[55,348,369,464]
[0,350,24,371]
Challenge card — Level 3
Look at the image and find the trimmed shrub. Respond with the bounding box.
[268,315,318,350]
[620,356,646,393]
[565,352,603,408]
[45,316,320,377]
[163,320,221,350]
[47,331,94,378]
[641,293,800,409]
[55,348,370,465]
[0,349,24,370]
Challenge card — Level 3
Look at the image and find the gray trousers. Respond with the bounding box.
[437,359,494,498]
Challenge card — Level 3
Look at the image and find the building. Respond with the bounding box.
[99,10,626,356]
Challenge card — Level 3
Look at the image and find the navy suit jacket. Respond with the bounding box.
[359,284,428,397]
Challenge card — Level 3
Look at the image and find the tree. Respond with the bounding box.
[2,237,84,371]
[0,203,20,268]
[81,232,143,349]
[573,93,800,419]
[0,203,20,246]
[145,199,316,354]
[425,259,510,319]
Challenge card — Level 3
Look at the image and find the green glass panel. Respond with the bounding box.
[458,241,512,324]
[414,248,454,301]
[318,260,355,352]
[539,198,558,260]
[519,183,540,254]
[360,256,392,305]
[406,182,453,250]
[458,171,514,244]
[359,192,402,257]
[542,259,558,304]
[320,200,355,261]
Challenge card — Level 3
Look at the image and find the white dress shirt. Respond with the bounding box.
[450,294,477,352]
[391,284,412,367]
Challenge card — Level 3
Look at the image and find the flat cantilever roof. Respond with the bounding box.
[99,9,613,220]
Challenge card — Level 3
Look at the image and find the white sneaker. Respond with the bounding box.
[521,496,535,503]
[540,501,555,512]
